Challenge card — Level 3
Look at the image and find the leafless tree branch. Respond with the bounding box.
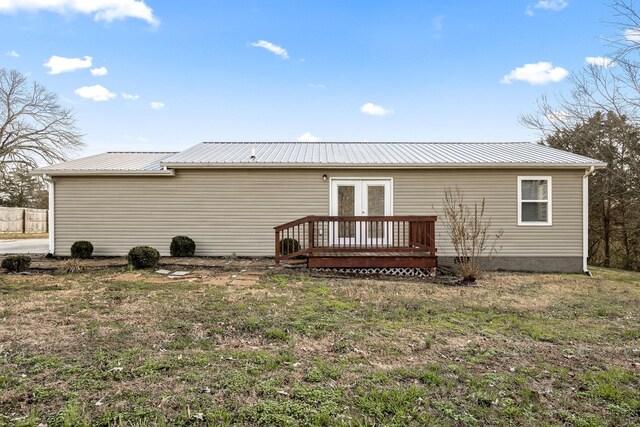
[0,68,83,174]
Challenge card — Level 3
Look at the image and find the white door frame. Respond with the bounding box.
[329,178,393,247]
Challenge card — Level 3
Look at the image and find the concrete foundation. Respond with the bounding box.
[438,256,584,274]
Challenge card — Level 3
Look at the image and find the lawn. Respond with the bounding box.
[0,266,639,426]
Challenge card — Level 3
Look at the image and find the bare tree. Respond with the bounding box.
[0,69,83,173]
[441,187,503,282]
[520,0,640,136]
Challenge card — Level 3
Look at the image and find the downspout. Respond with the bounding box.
[45,175,55,256]
[583,166,595,275]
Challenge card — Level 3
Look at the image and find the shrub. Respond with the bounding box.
[1,255,31,273]
[127,246,160,269]
[170,236,196,257]
[279,238,300,256]
[441,187,503,282]
[70,241,93,259]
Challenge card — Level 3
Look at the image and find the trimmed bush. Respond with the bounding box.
[70,241,94,259]
[2,255,31,273]
[170,236,196,257]
[127,246,160,269]
[279,238,300,256]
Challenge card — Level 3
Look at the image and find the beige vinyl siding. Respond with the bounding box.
[53,168,584,257]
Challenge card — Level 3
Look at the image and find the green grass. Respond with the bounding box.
[0,266,639,425]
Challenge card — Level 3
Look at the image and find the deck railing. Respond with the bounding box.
[274,215,437,263]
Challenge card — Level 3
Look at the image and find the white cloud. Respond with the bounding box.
[585,56,615,68]
[624,28,640,42]
[250,40,289,59]
[74,84,116,101]
[360,102,394,117]
[121,92,139,100]
[297,132,320,142]
[526,0,568,15]
[432,15,445,31]
[44,55,92,74]
[6,50,19,57]
[0,0,157,25]
[308,83,326,89]
[150,101,165,110]
[90,66,108,76]
[501,61,568,85]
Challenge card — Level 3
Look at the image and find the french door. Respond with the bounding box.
[330,179,392,246]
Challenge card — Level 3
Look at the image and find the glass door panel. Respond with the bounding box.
[362,181,391,245]
[337,184,356,239]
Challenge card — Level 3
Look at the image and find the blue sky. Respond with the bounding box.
[0,0,614,157]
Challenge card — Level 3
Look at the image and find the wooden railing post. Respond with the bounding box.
[308,220,314,254]
[275,230,280,264]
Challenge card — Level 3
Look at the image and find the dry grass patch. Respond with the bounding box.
[0,267,639,426]
[0,233,48,240]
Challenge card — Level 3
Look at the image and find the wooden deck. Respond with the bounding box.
[274,216,437,269]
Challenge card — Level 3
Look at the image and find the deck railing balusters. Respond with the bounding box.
[274,215,436,263]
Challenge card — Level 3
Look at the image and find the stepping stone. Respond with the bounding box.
[170,271,190,277]
[156,269,172,275]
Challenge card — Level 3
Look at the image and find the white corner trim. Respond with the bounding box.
[583,166,594,273]
[517,176,553,226]
[47,177,55,254]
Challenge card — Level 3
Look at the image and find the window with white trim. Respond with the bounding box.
[518,177,552,226]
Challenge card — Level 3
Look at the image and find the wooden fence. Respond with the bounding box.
[0,207,48,234]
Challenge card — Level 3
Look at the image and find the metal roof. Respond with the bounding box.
[33,152,177,176]
[161,142,606,169]
[33,142,606,175]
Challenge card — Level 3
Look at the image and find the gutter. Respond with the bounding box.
[159,162,608,170]
[30,169,175,177]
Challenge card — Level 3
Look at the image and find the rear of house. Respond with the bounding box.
[34,142,606,273]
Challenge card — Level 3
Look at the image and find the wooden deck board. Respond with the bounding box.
[311,251,433,257]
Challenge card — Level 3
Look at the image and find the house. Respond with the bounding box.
[33,142,606,273]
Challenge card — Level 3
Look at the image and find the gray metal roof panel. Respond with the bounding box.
[33,152,178,174]
[161,142,605,167]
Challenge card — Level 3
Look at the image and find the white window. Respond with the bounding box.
[517,176,552,226]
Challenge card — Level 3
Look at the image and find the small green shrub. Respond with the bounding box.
[1,255,31,272]
[170,235,196,257]
[70,241,93,259]
[279,238,300,256]
[127,246,160,269]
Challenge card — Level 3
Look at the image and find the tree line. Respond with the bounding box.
[522,1,640,270]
